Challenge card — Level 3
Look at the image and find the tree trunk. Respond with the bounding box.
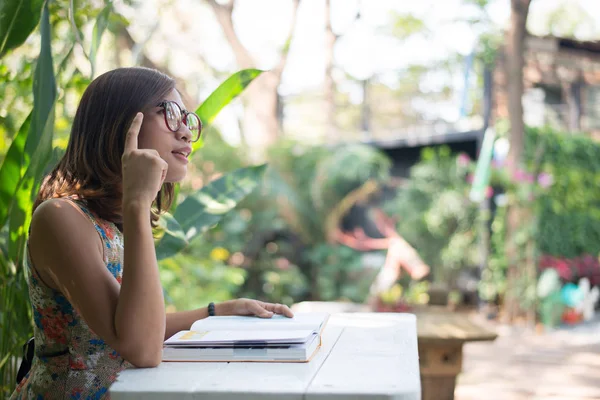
[504,0,531,323]
[505,0,530,172]
[324,0,337,141]
[205,0,301,152]
[242,72,281,152]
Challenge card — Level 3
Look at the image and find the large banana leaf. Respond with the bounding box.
[0,3,55,395]
[0,0,45,58]
[193,69,263,151]
[8,104,55,260]
[89,2,112,78]
[154,68,266,259]
[0,112,31,227]
[8,1,56,261]
[156,165,267,260]
[155,212,188,259]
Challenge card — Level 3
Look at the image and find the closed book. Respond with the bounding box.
[162,312,329,363]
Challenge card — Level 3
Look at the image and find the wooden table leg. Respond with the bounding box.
[418,342,463,400]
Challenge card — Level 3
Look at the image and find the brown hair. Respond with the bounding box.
[35,67,176,227]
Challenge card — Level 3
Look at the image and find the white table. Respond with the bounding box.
[109,313,421,400]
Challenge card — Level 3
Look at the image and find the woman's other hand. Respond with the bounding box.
[220,299,294,318]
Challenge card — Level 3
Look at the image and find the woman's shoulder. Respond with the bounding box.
[33,197,86,225]
[28,198,106,288]
[31,198,121,249]
[30,198,100,244]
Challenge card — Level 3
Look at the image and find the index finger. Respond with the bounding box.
[263,302,294,318]
[124,113,143,153]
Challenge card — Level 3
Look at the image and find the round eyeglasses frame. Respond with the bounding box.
[157,100,203,142]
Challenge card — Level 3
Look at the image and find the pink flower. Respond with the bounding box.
[537,173,553,188]
[275,257,291,270]
[485,186,494,198]
[513,169,534,184]
[555,264,572,280]
[513,169,526,182]
[466,173,474,184]
[457,153,471,167]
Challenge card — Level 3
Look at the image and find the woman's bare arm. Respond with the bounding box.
[30,199,165,367]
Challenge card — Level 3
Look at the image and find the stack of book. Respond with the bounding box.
[162,312,329,363]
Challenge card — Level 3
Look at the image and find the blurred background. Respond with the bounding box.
[2,0,600,399]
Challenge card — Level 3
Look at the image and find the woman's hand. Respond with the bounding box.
[122,113,168,207]
[221,298,294,318]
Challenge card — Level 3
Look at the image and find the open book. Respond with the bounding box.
[162,312,329,362]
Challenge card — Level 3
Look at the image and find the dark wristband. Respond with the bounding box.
[208,302,215,316]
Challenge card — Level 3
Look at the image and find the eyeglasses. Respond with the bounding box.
[157,101,203,142]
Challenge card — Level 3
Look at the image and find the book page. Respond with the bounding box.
[164,329,315,346]
[189,312,329,333]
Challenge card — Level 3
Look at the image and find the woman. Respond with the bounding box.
[11,67,293,399]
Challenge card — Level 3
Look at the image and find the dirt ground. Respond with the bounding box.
[455,315,600,400]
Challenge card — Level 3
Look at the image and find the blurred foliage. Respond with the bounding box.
[384,146,480,285]
[387,12,428,40]
[462,0,503,67]
[160,139,391,310]
[482,126,600,304]
[542,1,595,39]
[480,201,508,302]
[526,127,600,257]
[379,281,431,307]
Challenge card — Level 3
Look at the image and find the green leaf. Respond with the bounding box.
[8,103,55,262]
[0,112,31,228]
[23,3,56,159]
[0,0,45,58]
[155,165,267,260]
[8,3,56,262]
[155,212,188,261]
[266,167,317,240]
[390,12,427,39]
[193,69,263,151]
[169,183,180,214]
[106,12,129,33]
[89,2,112,78]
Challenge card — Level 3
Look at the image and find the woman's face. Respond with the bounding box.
[138,89,193,183]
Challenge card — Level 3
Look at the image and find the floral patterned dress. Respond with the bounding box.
[11,200,131,400]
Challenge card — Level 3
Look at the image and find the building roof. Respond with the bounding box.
[361,129,483,149]
[527,35,600,56]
